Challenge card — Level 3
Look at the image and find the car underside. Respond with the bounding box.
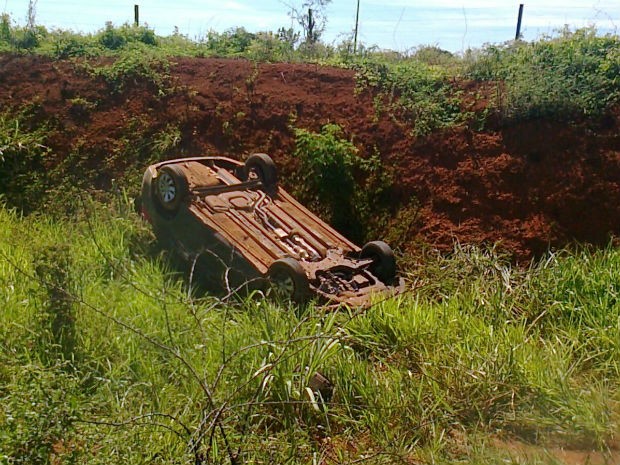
[139,154,403,306]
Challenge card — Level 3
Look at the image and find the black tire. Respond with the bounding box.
[154,165,189,213]
[361,240,396,284]
[133,196,142,215]
[244,153,278,191]
[268,257,309,303]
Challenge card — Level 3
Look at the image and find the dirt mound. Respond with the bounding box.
[1,54,618,260]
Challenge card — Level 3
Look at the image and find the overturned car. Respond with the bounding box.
[139,154,402,306]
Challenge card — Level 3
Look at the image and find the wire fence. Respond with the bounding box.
[3,0,620,52]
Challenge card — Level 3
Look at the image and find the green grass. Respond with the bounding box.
[1,200,618,464]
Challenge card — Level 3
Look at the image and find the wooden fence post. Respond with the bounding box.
[515,4,524,40]
[354,0,360,53]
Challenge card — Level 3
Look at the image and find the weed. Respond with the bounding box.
[352,59,465,136]
[244,63,260,99]
[33,244,77,364]
[151,123,182,157]
[0,362,84,464]
[0,111,50,211]
[84,44,171,95]
[467,27,620,122]
[68,97,97,119]
[292,123,392,241]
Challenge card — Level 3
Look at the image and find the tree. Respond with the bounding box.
[286,0,332,45]
[26,0,37,30]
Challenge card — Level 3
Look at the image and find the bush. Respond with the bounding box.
[0,13,11,44]
[0,111,50,211]
[85,44,171,94]
[351,58,464,136]
[50,30,96,58]
[292,124,392,241]
[97,22,157,50]
[246,31,296,62]
[467,27,620,121]
[205,27,256,56]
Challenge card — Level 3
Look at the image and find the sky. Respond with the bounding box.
[2,0,619,53]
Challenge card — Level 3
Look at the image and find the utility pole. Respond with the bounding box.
[134,4,139,27]
[353,0,360,53]
[515,4,524,40]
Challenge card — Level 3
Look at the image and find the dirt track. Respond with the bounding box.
[1,54,619,260]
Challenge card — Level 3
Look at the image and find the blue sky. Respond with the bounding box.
[3,1,619,52]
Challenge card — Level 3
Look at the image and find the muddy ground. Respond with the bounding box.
[1,54,618,260]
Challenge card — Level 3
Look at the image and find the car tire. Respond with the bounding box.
[244,153,278,191]
[154,165,189,213]
[361,241,396,284]
[133,196,142,215]
[268,257,309,303]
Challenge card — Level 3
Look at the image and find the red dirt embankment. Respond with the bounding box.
[1,54,619,260]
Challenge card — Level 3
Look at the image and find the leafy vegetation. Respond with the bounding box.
[81,44,172,95]
[351,59,464,136]
[2,12,620,130]
[0,201,618,464]
[0,110,50,211]
[292,124,393,242]
[466,27,620,121]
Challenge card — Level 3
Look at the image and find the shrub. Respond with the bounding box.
[352,58,464,136]
[0,111,50,211]
[85,44,171,94]
[97,21,157,50]
[246,31,296,62]
[50,31,96,58]
[205,27,256,56]
[467,27,620,121]
[292,124,392,241]
[13,27,40,50]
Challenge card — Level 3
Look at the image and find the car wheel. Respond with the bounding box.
[244,153,278,191]
[133,196,142,214]
[268,257,309,303]
[154,165,189,212]
[361,241,396,284]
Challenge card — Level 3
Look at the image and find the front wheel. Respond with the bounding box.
[153,165,189,213]
[361,241,396,284]
[268,257,309,303]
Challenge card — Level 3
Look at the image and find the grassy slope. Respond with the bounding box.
[1,201,618,464]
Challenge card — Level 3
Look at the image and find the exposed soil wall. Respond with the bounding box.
[1,54,618,260]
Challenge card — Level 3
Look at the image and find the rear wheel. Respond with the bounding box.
[361,241,396,284]
[244,153,278,191]
[154,165,189,213]
[268,257,309,303]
